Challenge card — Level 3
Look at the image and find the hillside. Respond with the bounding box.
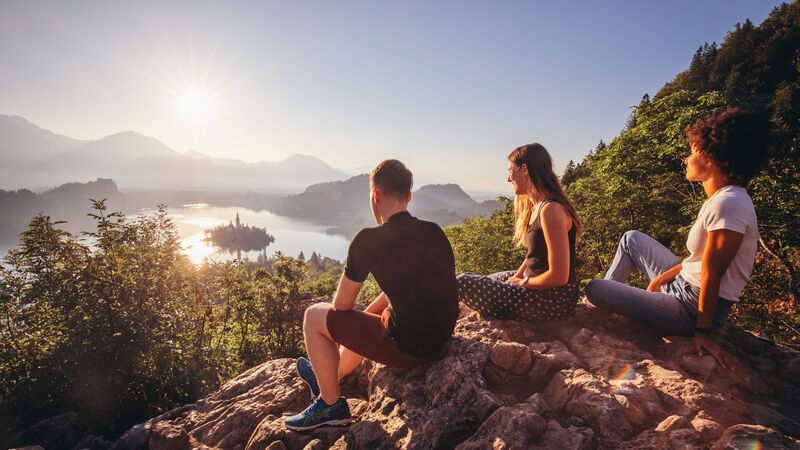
[0,178,129,242]
[563,1,800,344]
[271,175,502,229]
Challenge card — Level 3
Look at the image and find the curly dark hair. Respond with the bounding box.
[686,107,772,185]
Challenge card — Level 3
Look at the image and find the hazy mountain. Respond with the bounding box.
[413,184,476,210]
[117,152,348,192]
[270,174,502,229]
[273,174,371,222]
[0,178,129,243]
[342,163,463,188]
[0,116,348,192]
[34,131,179,178]
[0,114,89,166]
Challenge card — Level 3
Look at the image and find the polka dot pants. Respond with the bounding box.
[457,270,579,322]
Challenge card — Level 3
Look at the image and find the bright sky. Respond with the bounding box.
[0,0,784,193]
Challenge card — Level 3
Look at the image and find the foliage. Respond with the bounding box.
[566,90,728,281]
[563,2,800,344]
[356,274,383,305]
[303,252,345,298]
[444,3,800,345]
[0,202,310,437]
[445,197,526,275]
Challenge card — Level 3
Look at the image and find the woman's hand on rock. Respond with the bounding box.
[693,333,737,371]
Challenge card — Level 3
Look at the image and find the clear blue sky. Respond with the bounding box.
[0,0,785,192]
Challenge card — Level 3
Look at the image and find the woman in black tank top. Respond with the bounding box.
[457,143,581,322]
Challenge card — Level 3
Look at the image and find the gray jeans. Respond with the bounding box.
[585,230,732,336]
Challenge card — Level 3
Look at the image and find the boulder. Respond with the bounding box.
[110,303,800,449]
[8,412,84,450]
[711,424,800,449]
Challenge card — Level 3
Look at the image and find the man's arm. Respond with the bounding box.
[364,292,390,314]
[332,274,363,311]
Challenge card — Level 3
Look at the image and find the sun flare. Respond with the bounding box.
[172,90,213,122]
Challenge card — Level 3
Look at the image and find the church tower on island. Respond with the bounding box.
[235,212,241,228]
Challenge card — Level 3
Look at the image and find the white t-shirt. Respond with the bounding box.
[679,185,759,302]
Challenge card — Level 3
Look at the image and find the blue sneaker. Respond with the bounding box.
[296,357,320,399]
[285,396,352,431]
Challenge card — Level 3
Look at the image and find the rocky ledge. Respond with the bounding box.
[108,300,800,450]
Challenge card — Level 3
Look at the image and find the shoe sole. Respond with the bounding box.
[285,418,352,432]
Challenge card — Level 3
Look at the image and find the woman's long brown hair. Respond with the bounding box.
[508,143,582,246]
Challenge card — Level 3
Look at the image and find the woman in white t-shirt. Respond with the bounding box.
[585,108,772,368]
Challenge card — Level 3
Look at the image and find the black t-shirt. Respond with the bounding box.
[344,211,458,357]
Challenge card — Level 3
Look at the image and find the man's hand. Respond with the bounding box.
[693,333,737,371]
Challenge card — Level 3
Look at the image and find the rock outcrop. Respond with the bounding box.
[111,300,800,450]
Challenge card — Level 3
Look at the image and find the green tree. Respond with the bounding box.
[445,197,526,275]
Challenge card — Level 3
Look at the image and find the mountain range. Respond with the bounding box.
[0,114,348,192]
[0,115,503,244]
[0,175,502,244]
[272,174,501,229]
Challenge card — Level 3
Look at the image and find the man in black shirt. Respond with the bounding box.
[285,160,458,431]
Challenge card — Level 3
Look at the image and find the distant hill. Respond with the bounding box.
[413,184,480,210]
[33,131,180,179]
[271,174,501,229]
[0,116,348,192]
[0,114,89,166]
[0,178,129,243]
[273,174,371,222]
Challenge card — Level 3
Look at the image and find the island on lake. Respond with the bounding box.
[204,212,275,256]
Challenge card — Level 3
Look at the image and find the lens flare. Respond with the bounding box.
[609,364,637,394]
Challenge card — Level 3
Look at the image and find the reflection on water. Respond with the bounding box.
[168,205,351,264]
[0,205,352,266]
[184,217,226,228]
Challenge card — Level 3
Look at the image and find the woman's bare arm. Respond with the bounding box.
[523,202,571,289]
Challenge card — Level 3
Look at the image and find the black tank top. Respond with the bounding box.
[524,199,577,283]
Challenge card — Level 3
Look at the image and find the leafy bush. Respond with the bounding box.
[0,202,310,437]
[445,197,525,275]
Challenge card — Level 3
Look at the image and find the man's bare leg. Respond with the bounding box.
[303,303,341,404]
[337,292,389,380]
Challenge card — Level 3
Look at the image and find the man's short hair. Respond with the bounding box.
[370,159,413,199]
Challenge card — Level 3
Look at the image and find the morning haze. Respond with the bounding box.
[0,0,783,193]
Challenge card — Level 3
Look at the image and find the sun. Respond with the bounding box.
[172,90,213,122]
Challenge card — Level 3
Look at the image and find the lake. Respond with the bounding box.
[1,205,352,265]
[165,204,351,263]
